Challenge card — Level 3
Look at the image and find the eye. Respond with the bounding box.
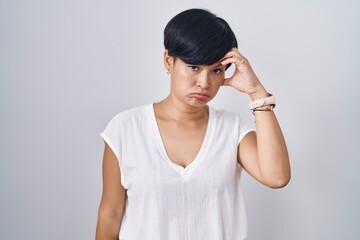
[213,68,223,74]
[188,65,199,71]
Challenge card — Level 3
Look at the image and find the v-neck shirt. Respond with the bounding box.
[149,104,214,178]
[100,103,256,240]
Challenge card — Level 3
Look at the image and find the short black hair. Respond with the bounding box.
[164,8,237,70]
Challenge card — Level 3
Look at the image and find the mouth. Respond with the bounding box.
[191,92,211,100]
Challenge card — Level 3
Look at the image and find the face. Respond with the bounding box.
[164,50,226,108]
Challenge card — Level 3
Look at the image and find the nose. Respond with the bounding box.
[197,73,210,89]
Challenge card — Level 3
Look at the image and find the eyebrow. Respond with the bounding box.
[214,63,222,68]
[188,63,224,68]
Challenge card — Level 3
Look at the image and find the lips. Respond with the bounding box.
[191,92,211,100]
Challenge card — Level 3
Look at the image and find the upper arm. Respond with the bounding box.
[237,131,264,184]
[98,141,127,220]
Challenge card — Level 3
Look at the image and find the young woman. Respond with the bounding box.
[96,8,290,240]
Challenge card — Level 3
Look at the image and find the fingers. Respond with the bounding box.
[221,57,242,67]
[220,47,247,67]
[232,47,246,60]
[220,47,245,60]
[222,76,233,86]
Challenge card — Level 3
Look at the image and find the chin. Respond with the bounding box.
[187,98,211,108]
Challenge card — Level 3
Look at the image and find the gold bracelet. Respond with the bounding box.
[252,104,275,115]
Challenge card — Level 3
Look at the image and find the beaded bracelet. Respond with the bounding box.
[249,93,276,110]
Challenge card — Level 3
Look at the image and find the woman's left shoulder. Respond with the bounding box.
[209,105,240,121]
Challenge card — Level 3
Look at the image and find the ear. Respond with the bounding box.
[163,49,173,71]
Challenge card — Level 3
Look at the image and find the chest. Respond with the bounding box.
[118,106,242,191]
[156,120,208,169]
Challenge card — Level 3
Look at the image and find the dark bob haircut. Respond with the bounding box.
[164,8,238,71]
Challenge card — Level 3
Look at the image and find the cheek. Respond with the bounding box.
[213,75,225,86]
[171,75,193,92]
[176,72,195,86]
[174,69,191,82]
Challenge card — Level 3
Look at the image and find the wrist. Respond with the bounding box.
[249,87,269,101]
[248,91,276,110]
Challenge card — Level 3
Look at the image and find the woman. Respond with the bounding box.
[96,8,290,240]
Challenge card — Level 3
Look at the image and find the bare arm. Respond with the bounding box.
[220,48,291,188]
[95,142,127,240]
[238,89,291,188]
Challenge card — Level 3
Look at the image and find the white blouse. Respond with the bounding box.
[100,103,256,240]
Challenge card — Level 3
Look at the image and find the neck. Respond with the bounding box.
[155,95,208,123]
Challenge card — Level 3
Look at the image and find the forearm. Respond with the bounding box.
[250,88,291,188]
[95,214,121,240]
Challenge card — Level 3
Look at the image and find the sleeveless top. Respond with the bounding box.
[100,103,256,240]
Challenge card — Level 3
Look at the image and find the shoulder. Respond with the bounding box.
[210,105,241,122]
[111,103,149,119]
[105,103,150,126]
[210,105,253,131]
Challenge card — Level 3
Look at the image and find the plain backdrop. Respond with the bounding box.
[1,0,359,239]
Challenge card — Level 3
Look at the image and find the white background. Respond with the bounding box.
[0,0,359,239]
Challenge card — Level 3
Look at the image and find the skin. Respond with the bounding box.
[95,47,291,239]
[96,143,126,240]
[160,48,290,188]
